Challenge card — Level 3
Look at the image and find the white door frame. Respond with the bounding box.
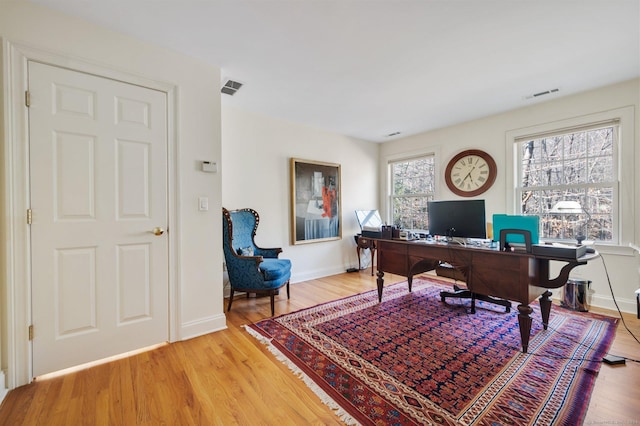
[2,41,180,388]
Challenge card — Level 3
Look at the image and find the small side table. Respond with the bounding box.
[355,235,376,276]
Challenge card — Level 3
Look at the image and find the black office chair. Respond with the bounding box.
[439,229,533,313]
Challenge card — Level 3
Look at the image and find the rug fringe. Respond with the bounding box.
[243,325,362,426]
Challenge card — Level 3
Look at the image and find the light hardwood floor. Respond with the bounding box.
[0,271,638,424]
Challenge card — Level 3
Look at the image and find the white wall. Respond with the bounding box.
[1,1,225,388]
[380,79,640,313]
[222,106,378,281]
[1,0,637,394]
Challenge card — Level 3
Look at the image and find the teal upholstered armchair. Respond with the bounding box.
[222,207,291,316]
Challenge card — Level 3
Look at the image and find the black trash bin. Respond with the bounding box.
[562,279,591,312]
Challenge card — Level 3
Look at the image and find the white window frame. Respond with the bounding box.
[516,121,619,243]
[505,107,635,249]
[382,149,439,230]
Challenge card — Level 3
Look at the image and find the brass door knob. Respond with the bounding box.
[152,227,165,236]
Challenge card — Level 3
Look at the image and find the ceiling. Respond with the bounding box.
[30,0,640,142]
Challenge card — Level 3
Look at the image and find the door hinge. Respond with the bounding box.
[25,91,31,108]
[27,208,33,225]
[28,325,34,341]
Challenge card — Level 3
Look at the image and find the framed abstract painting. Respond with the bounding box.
[290,158,342,245]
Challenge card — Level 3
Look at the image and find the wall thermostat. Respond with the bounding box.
[201,161,217,173]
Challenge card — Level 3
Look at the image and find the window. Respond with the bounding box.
[516,121,618,243]
[390,155,435,231]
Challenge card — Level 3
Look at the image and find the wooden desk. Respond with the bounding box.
[355,235,376,276]
[375,239,597,353]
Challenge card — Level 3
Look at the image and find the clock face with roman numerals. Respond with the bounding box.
[444,149,497,197]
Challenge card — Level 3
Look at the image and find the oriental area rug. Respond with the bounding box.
[245,277,618,426]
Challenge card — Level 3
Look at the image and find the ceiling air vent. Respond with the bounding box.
[524,88,559,100]
[221,80,243,96]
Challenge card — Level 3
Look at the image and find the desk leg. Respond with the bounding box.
[357,246,362,270]
[370,247,376,276]
[376,270,384,302]
[539,291,552,330]
[517,304,533,353]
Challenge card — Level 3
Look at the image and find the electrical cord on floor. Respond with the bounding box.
[515,253,640,363]
[529,315,640,364]
[513,253,640,363]
[444,300,608,363]
[432,249,640,364]
[447,289,640,364]
[359,251,371,271]
[598,254,640,346]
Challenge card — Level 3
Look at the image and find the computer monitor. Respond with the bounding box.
[427,199,486,239]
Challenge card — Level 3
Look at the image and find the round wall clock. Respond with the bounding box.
[444,149,497,197]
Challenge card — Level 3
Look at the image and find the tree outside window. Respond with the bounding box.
[390,156,435,231]
[517,123,617,243]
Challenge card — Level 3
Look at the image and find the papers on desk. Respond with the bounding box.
[356,210,384,238]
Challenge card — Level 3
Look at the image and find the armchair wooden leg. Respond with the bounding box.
[270,293,275,317]
[286,281,290,299]
[227,290,235,312]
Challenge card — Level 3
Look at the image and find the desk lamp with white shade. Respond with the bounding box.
[549,200,591,246]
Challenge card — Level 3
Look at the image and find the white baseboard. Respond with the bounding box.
[0,371,8,403]
[291,266,348,284]
[589,294,636,315]
[552,288,636,315]
[179,313,227,341]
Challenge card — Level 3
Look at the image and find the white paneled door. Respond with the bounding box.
[29,62,169,377]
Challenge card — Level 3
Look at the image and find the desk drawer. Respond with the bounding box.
[357,237,375,248]
[470,251,532,302]
[377,241,409,276]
